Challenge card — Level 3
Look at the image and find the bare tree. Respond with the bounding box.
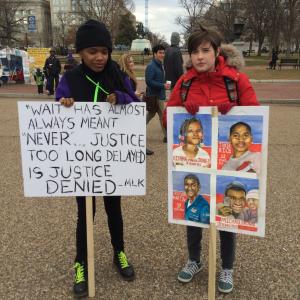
[0,1,25,47]
[281,0,300,55]
[52,11,73,47]
[243,0,272,56]
[265,0,284,52]
[204,0,243,42]
[76,0,135,41]
[175,0,212,34]
[147,32,167,46]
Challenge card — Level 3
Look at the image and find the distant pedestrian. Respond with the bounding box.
[164,32,183,89]
[269,49,278,70]
[145,44,170,143]
[33,68,45,94]
[64,52,78,73]
[0,64,3,87]
[44,48,61,95]
[118,53,154,155]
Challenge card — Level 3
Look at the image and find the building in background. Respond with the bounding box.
[49,0,136,48]
[14,0,52,48]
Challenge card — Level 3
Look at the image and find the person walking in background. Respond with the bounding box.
[118,53,154,155]
[163,26,259,294]
[33,68,45,94]
[164,32,183,90]
[145,44,170,144]
[269,49,278,70]
[64,52,78,73]
[44,48,61,95]
[0,64,3,87]
[56,20,138,297]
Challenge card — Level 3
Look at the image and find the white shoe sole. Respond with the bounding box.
[177,265,203,283]
[218,285,233,293]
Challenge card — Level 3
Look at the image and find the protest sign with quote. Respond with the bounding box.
[18,102,146,197]
[167,106,268,237]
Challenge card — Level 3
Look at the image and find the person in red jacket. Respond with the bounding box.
[165,27,259,294]
[163,28,258,127]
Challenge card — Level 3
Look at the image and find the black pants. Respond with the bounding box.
[47,74,59,94]
[75,196,124,263]
[37,85,43,94]
[187,226,236,269]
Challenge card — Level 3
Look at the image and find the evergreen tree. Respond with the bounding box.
[115,13,137,46]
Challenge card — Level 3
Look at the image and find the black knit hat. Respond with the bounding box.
[75,20,112,53]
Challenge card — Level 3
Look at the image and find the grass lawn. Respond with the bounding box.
[110,52,299,80]
[135,66,299,80]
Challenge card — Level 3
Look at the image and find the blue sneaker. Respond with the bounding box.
[218,268,233,293]
[177,259,203,283]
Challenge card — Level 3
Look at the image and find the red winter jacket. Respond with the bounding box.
[163,48,259,127]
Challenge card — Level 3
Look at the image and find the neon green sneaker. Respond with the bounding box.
[114,251,135,281]
[73,261,87,297]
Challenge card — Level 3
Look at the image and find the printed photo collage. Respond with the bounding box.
[167,107,269,237]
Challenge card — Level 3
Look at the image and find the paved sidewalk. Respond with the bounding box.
[0,99,299,299]
[1,80,299,103]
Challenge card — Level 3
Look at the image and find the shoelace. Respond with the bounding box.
[183,260,199,275]
[74,262,85,283]
[117,251,129,269]
[219,269,233,284]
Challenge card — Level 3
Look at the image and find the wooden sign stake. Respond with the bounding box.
[86,196,95,298]
[208,223,217,300]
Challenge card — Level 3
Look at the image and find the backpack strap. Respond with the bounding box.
[180,78,194,103]
[180,76,240,105]
[224,76,240,105]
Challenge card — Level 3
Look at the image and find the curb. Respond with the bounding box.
[259,99,300,104]
[0,93,299,104]
[251,79,300,83]
[0,93,54,100]
[137,77,300,83]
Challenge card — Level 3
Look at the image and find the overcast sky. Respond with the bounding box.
[133,0,185,43]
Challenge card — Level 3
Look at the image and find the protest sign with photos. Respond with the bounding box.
[167,106,268,237]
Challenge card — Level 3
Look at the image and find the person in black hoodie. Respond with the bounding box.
[164,32,183,89]
[56,20,138,297]
[44,48,61,95]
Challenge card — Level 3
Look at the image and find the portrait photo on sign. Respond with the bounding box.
[217,115,263,175]
[172,113,212,170]
[215,175,264,236]
[170,171,210,228]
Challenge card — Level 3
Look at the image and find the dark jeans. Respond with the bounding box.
[37,85,43,94]
[47,74,59,94]
[187,226,236,269]
[75,196,124,263]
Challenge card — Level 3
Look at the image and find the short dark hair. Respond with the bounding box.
[230,122,252,136]
[184,174,200,187]
[187,26,223,55]
[152,44,165,54]
[225,181,246,197]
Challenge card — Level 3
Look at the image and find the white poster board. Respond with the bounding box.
[18,101,146,197]
[167,106,269,237]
